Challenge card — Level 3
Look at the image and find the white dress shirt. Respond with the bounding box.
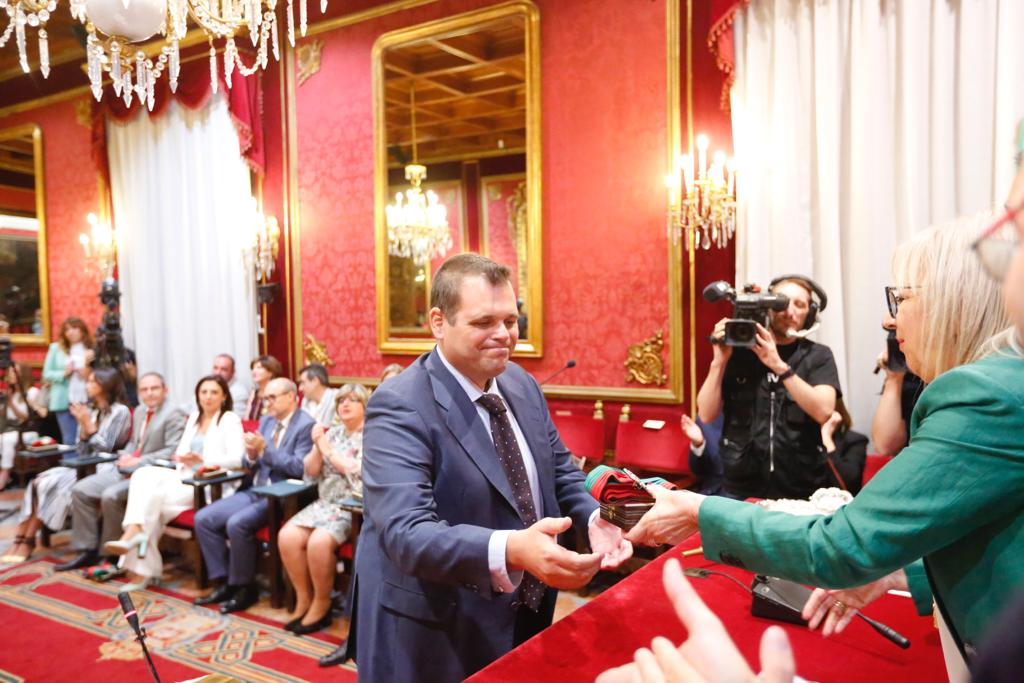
[436,348,540,594]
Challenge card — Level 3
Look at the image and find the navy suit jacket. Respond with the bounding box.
[350,350,597,682]
[250,409,315,485]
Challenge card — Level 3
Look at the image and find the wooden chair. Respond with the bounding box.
[551,401,607,469]
[166,471,247,589]
[251,480,318,608]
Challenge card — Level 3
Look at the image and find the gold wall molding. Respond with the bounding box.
[624,330,668,386]
[296,40,325,86]
[290,0,691,405]
[74,99,92,128]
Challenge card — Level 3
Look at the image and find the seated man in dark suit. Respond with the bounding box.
[348,254,632,681]
[193,377,315,613]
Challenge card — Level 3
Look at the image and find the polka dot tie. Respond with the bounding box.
[477,393,544,611]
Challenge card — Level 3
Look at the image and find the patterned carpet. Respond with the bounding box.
[0,558,357,682]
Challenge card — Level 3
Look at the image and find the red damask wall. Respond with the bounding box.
[1,99,106,363]
[290,0,672,389]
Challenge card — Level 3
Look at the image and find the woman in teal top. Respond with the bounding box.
[41,317,95,444]
[627,214,1023,671]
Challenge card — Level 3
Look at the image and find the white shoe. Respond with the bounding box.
[104,532,148,558]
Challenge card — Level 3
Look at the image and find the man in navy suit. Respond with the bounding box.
[348,254,632,681]
[193,377,315,613]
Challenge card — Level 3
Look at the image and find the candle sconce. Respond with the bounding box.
[666,134,736,251]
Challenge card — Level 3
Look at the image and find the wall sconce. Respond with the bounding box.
[79,212,117,279]
[666,134,736,251]
[243,198,281,306]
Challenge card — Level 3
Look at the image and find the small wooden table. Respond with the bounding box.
[251,480,318,608]
[13,445,75,485]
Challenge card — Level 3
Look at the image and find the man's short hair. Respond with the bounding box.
[268,377,298,397]
[215,353,236,370]
[139,371,166,387]
[431,253,512,322]
[299,363,329,386]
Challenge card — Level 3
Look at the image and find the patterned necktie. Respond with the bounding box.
[476,393,544,611]
[259,422,284,486]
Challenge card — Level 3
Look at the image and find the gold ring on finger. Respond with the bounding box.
[833,600,847,615]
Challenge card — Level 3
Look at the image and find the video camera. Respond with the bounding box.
[0,336,11,371]
[702,280,789,347]
[94,278,126,369]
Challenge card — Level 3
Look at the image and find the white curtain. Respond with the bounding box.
[731,0,1024,439]
[107,95,257,411]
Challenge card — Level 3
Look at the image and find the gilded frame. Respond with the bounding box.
[371,0,544,357]
[0,123,51,346]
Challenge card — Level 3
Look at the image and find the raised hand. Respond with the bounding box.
[679,414,705,448]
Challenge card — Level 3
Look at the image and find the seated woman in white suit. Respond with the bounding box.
[106,375,245,590]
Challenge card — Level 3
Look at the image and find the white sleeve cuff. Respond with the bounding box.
[690,440,706,457]
[588,508,600,527]
[488,530,523,594]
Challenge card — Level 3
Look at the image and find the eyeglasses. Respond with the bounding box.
[972,201,1022,281]
[262,393,281,403]
[885,286,920,317]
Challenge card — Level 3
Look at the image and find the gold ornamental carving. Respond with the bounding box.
[296,40,325,86]
[624,331,668,386]
[303,333,334,367]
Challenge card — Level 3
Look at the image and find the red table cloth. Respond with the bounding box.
[469,535,946,682]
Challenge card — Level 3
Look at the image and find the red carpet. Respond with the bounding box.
[0,558,357,682]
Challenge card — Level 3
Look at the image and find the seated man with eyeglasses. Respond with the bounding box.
[193,377,315,613]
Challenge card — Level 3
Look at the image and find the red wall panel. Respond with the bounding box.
[0,99,106,363]
[291,0,672,388]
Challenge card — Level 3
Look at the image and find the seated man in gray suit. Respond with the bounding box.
[193,377,315,614]
[347,254,633,681]
[56,372,186,571]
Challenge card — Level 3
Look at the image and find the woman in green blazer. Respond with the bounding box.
[626,214,1022,673]
[42,317,94,444]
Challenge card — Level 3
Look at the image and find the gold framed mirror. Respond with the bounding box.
[0,123,49,346]
[373,1,543,356]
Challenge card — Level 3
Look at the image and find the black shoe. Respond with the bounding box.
[318,641,349,667]
[220,585,259,614]
[291,612,333,635]
[283,614,306,632]
[194,583,234,606]
[55,551,100,572]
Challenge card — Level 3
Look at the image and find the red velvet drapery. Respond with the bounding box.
[708,0,750,111]
[91,57,265,184]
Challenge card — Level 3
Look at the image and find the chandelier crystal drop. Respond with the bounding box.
[1,0,323,108]
[385,85,451,267]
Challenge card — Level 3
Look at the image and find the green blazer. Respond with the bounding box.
[699,351,1024,651]
[42,342,71,412]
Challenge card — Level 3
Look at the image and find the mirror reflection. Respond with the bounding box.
[375,4,542,355]
[0,125,47,343]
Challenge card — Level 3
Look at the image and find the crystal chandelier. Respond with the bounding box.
[0,0,327,110]
[244,197,280,283]
[386,85,451,267]
[666,134,737,251]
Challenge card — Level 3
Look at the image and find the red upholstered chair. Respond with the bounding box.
[166,471,246,589]
[861,454,894,487]
[612,405,694,487]
[551,401,607,469]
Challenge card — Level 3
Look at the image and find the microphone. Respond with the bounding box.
[540,359,577,385]
[785,322,821,339]
[118,591,163,682]
[118,591,141,637]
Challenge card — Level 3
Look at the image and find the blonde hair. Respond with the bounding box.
[335,383,371,409]
[892,212,1012,380]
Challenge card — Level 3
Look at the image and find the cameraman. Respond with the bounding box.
[697,276,841,499]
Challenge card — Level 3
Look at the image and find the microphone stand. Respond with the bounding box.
[135,625,162,683]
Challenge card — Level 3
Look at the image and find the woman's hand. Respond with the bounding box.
[174,452,203,468]
[680,414,704,448]
[625,487,703,547]
[801,570,907,637]
[64,361,74,378]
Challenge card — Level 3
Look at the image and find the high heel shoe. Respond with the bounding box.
[104,533,148,559]
[1,535,35,563]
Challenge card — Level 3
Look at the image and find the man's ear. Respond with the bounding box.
[428,307,446,340]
